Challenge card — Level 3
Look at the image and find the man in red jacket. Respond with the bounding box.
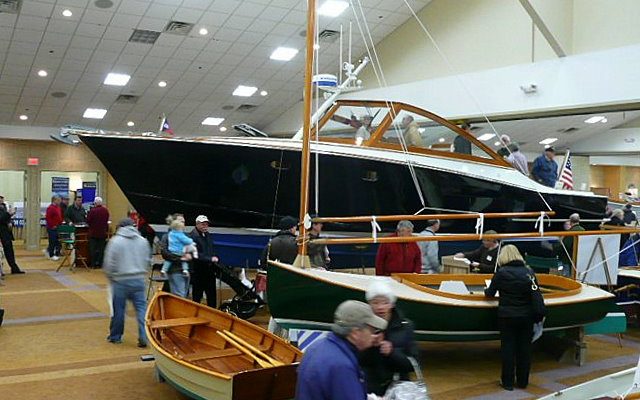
[87,197,110,268]
[375,220,421,276]
[45,195,63,261]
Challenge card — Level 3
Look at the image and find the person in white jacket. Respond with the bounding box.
[103,218,151,347]
[418,219,441,274]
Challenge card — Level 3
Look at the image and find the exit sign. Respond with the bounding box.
[27,157,39,166]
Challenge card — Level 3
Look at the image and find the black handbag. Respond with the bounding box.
[0,308,4,327]
[527,269,547,323]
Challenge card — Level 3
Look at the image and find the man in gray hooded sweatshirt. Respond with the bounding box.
[103,218,151,347]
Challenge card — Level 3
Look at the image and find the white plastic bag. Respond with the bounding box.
[384,357,429,400]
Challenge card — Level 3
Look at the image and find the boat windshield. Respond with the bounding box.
[316,104,390,145]
[382,110,494,160]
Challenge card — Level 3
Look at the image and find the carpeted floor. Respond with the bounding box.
[1,248,638,400]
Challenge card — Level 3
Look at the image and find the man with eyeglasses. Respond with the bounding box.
[295,300,387,400]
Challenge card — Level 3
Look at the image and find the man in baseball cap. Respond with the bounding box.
[189,214,219,307]
[296,300,387,399]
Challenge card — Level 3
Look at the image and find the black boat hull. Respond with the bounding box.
[81,136,606,233]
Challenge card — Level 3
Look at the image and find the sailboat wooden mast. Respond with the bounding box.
[296,0,317,265]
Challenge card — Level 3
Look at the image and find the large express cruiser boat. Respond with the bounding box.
[78,99,606,236]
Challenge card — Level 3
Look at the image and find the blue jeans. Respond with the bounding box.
[47,228,61,257]
[169,272,190,298]
[108,279,147,344]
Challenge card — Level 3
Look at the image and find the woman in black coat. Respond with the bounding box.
[359,281,418,396]
[484,245,536,391]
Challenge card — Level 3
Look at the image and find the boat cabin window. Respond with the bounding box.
[381,110,494,160]
[318,105,390,145]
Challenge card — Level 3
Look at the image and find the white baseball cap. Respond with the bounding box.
[195,215,209,223]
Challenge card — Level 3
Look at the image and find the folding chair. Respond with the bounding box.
[147,262,168,300]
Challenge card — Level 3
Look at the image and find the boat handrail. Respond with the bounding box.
[392,273,582,301]
[309,228,640,246]
[312,211,556,224]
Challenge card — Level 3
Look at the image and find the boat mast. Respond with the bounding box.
[295,0,317,267]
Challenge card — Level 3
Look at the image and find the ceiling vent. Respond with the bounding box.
[115,94,139,104]
[237,104,257,112]
[129,29,161,44]
[50,91,67,98]
[318,29,340,43]
[557,127,579,134]
[0,0,21,14]
[221,105,235,111]
[164,21,194,36]
[94,0,113,9]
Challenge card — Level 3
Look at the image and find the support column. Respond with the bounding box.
[25,167,41,251]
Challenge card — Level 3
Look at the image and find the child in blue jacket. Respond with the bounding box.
[161,220,197,277]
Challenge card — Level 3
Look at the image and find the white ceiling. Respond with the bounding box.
[471,110,640,153]
[0,0,431,134]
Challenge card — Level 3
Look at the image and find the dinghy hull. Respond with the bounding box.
[267,262,615,341]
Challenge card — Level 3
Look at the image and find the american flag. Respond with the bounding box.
[559,151,573,190]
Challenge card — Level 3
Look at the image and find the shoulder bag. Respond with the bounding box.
[384,357,430,400]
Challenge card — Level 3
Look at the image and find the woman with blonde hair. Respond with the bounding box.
[485,244,535,391]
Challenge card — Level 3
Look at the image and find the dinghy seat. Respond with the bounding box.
[183,348,242,362]
[149,317,210,329]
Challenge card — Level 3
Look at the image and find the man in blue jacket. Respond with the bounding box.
[531,147,558,188]
[296,300,387,400]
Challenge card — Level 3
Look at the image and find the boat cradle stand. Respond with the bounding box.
[538,327,588,366]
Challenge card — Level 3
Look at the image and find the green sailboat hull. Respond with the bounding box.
[267,263,615,341]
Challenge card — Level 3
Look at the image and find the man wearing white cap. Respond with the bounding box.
[189,215,219,307]
[296,300,387,400]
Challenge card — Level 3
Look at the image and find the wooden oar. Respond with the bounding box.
[216,331,273,368]
[223,330,285,367]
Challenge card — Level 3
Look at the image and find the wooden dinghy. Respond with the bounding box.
[268,261,615,341]
[145,292,302,400]
[537,366,639,399]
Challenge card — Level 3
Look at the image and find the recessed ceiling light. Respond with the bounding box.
[104,72,130,86]
[584,116,606,124]
[270,47,298,61]
[83,108,107,119]
[202,117,224,126]
[539,137,558,145]
[158,81,167,87]
[544,144,551,149]
[438,137,445,143]
[199,28,208,35]
[219,126,227,132]
[62,9,73,17]
[127,121,135,127]
[477,133,496,141]
[494,141,501,146]
[318,0,349,17]
[260,90,268,96]
[37,70,48,77]
[19,115,28,120]
[233,85,257,97]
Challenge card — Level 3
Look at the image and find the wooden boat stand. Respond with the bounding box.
[537,326,588,366]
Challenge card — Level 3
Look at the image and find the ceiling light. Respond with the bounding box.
[260,90,268,96]
[318,0,349,17]
[601,118,608,123]
[199,28,208,35]
[62,9,73,17]
[584,116,606,124]
[313,44,320,50]
[219,126,227,132]
[127,121,135,127]
[539,137,558,145]
[544,144,551,149]
[438,137,445,143]
[19,115,28,121]
[158,81,167,87]
[233,85,257,97]
[270,47,298,61]
[494,141,501,146]
[477,133,496,141]
[83,108,107,119]
[104,73,130,86]
[202,117,224,126]
[37,70,48,77]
